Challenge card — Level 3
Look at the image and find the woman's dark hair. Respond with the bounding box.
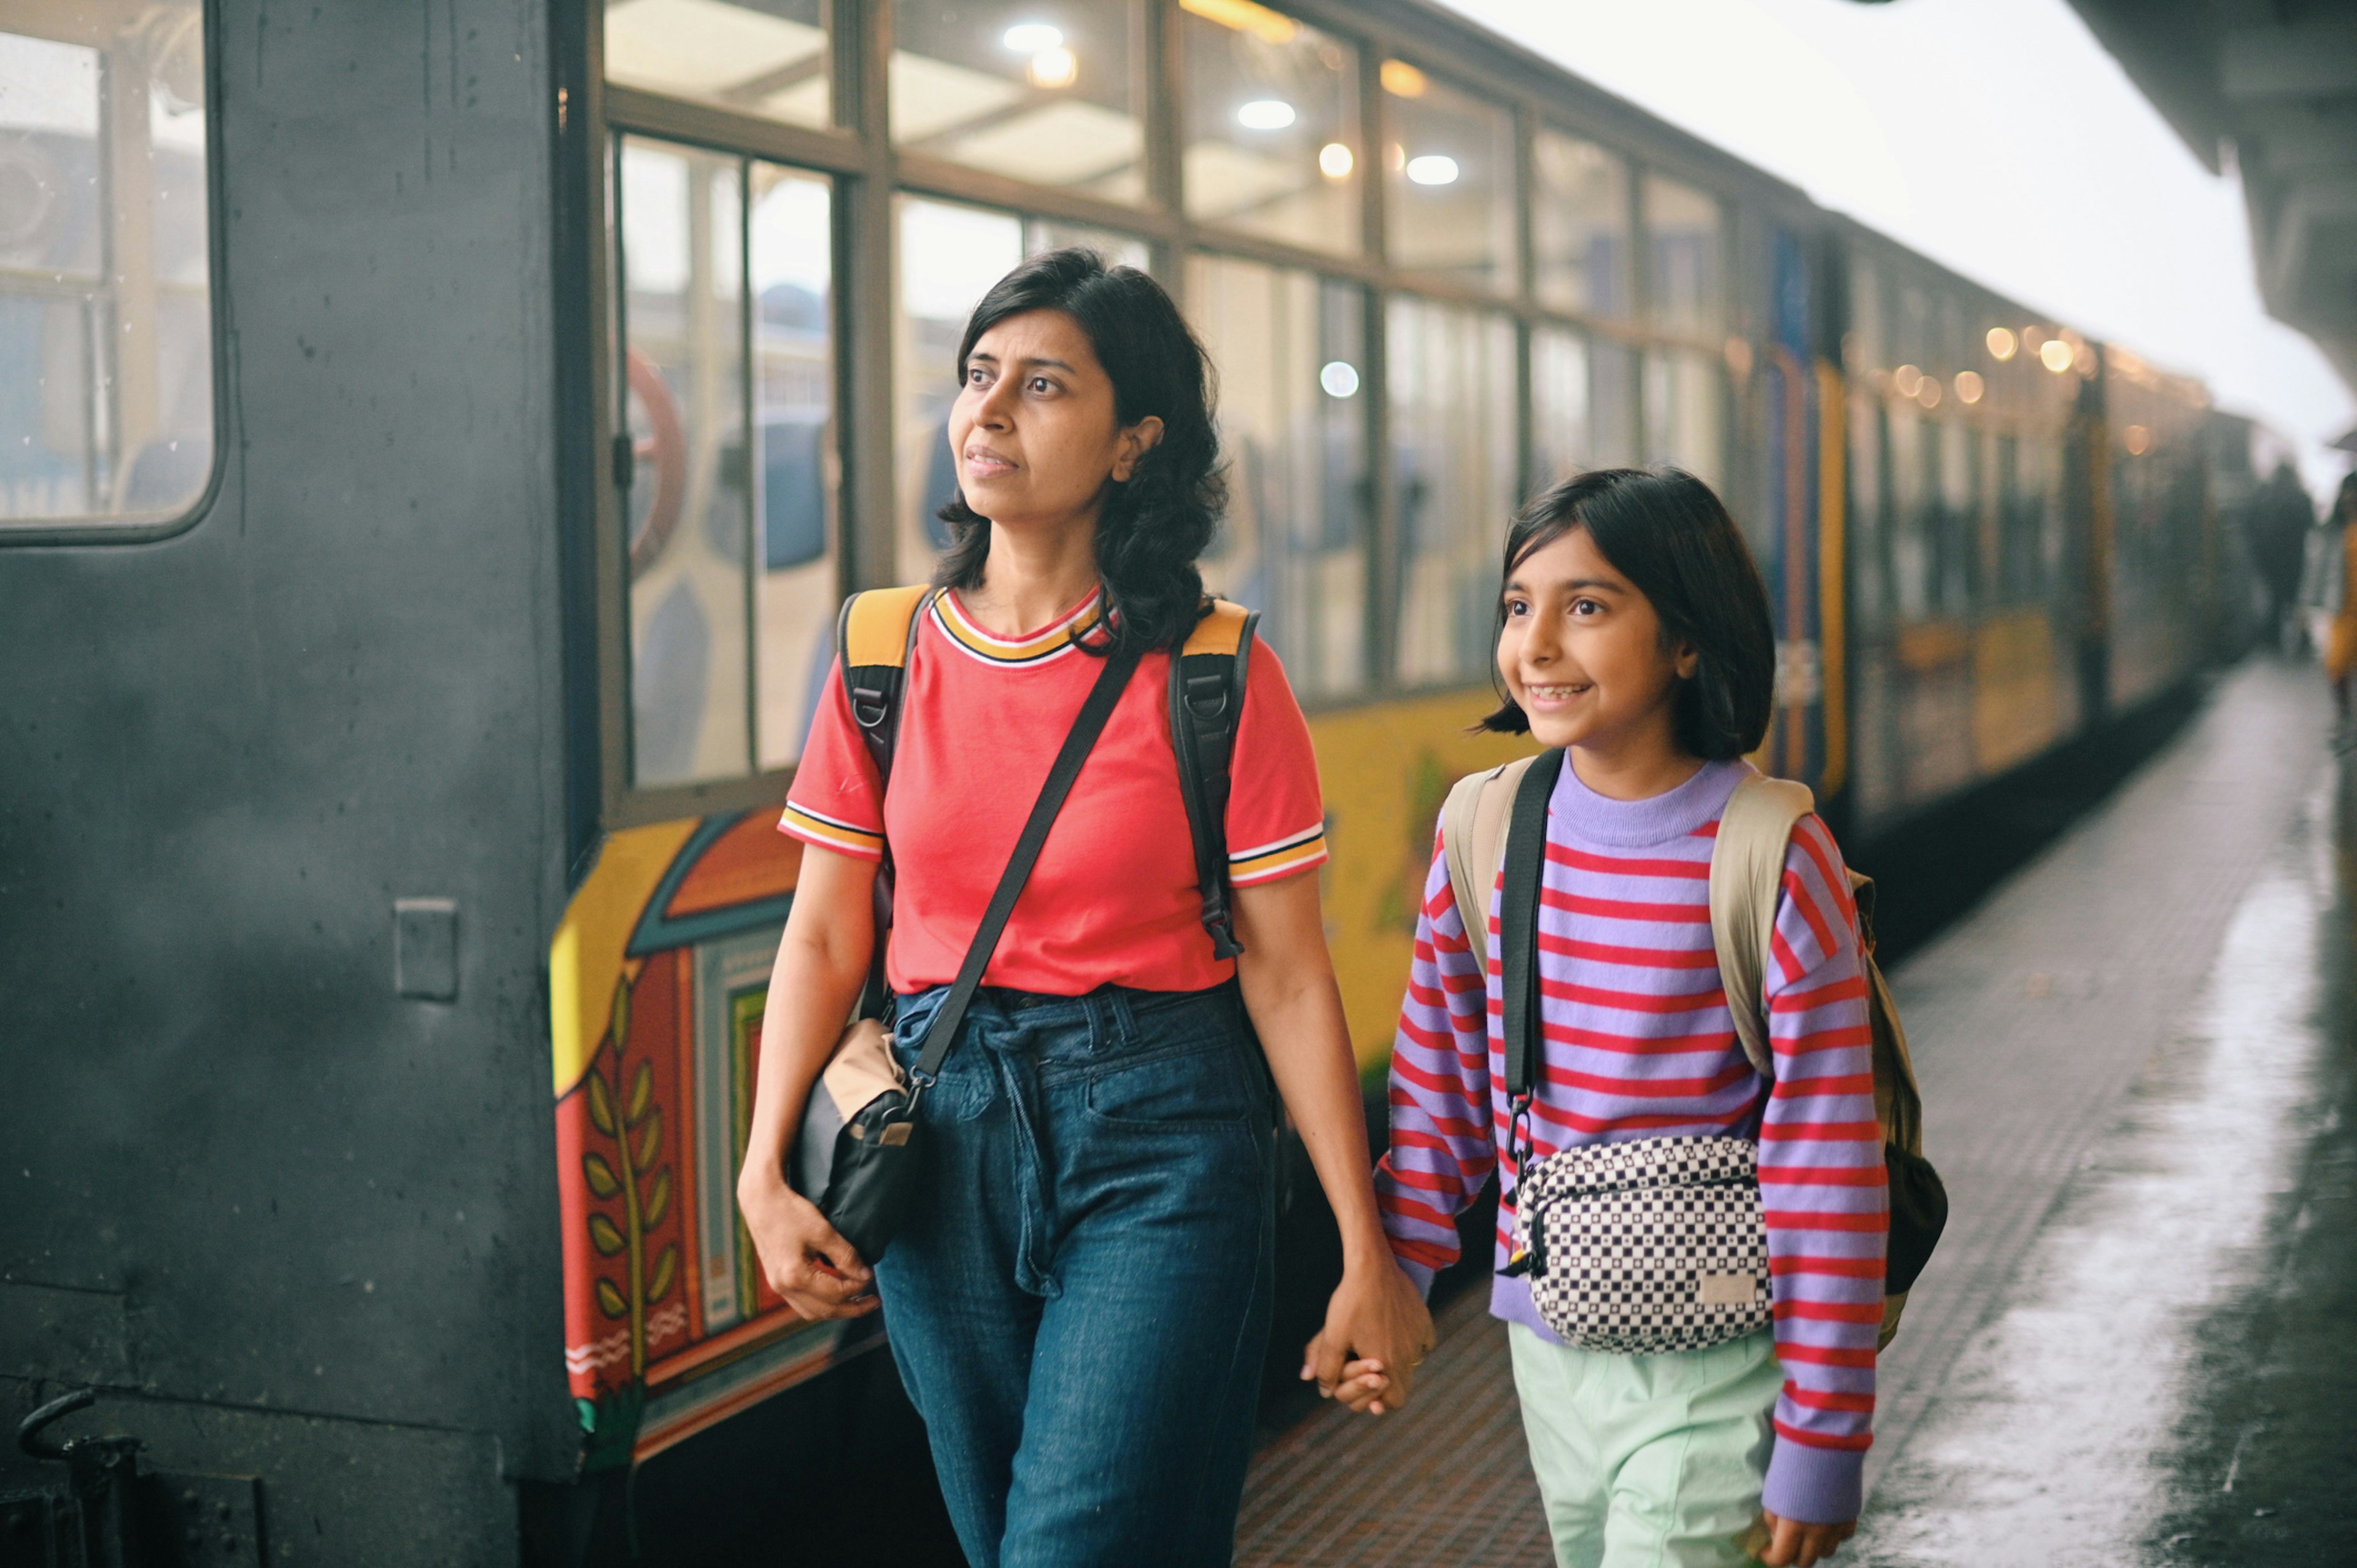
[1480,468,1776,761]
[934,248,1224,657]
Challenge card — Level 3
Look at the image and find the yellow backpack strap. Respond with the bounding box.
[835,585,934,782]
[1169,598,1258,960]
[1439,754,1537,973]
[1707,771,1815,1079]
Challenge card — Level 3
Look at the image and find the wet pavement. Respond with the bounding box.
[1237,658,2357,1566]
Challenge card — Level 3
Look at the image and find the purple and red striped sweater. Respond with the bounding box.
[1374,757,1887,1523]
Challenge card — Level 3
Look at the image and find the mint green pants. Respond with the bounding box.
[1508,1323,1780,1568]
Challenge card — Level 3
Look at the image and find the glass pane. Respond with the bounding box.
[620,139,752,786]
[1382,61,1514,295]
[1180,2,1358,256]
[1530,326,1589,487]
[892,196,1145,584]
[749,166,835,770]
[1531,130,1629,319]
[891,1,1144,203]
[1186,253,1368,700]
[605,0,831,130]
[1643,349,1723,488]
[2,7,212,526]
[1390,296,1515,686]
[1643,173,1722,334]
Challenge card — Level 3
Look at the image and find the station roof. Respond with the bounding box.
[2060,1,2357,405]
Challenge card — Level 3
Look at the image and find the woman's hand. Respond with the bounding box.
[736,1169,879,1321]
[1757,1512,1856,1567]
[1299,1256,1434,1415]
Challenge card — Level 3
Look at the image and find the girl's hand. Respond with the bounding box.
[1299,1256,1434,1415]
[735,1171,879,1321]
[1757,1511,1856,1567]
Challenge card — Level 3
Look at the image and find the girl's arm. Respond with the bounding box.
[734,841,885,1321]
[1231,872,1436,1412]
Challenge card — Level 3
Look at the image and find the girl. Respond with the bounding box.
[735,249,1432,1567]
[1370,470,1883,1568]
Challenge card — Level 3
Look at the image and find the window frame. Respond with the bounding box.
[0,0,231,548]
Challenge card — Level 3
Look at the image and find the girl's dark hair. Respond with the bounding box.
[1480,468,1776,761]
[934,248,1224,657]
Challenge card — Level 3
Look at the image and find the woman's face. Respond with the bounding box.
[947,307,1162,534]
[1497,525,1697,755]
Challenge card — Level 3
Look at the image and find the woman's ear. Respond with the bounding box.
[1111,414,1165,483]
[1672,640,1700,681]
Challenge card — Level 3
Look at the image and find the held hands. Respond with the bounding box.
[1754,1511,1856,1567]
[735,1173,880,1321]
[1298,1255,1434,1416]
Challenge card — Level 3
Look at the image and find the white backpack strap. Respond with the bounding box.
[1708,772,1815,1079]
[1440,755,1538,973]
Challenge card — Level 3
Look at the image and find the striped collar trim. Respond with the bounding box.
[932,588,1105,666]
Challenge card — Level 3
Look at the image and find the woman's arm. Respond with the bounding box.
[1231,873,1435,1412]
[735,841,886,1321]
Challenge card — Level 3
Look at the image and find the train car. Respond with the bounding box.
[0,0,2238,1562]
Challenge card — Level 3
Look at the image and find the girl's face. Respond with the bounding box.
[947,308,1162,533]
[1497,525,1698,757]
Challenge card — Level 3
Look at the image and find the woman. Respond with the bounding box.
[736,249,1432,1567]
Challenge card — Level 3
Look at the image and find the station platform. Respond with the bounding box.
[1236,658,2357,1566]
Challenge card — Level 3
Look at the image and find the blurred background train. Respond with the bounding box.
[0,0,2277,1562]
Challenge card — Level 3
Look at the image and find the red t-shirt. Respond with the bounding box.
[781,589,1328,995]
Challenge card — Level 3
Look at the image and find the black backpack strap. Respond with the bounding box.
[1167,599,1257,961]
[1500,747,1567,1169]
[907,644,1144,1094]
[834,585,934,1020]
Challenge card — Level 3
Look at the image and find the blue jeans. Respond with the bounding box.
[876,981,1277,1568]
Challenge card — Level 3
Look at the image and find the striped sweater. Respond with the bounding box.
[1374,757,1887,1524]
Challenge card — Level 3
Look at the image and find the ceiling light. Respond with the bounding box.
[2039,338,2074,374]
[1405,154,1458,186]
[1954,370,1984,404]
[1320,361,1360,398]
[1380,59,1427,98]
[1236,99,1296,130]
[1893,364,1923,398]
[1028,46,1077,88]
[1985,327,2016,362]
[1318,142,1353,179]
[1003,23,1062,52]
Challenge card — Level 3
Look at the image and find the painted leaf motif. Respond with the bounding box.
[626,1061,654,1127]
[594,1278,627,1319]
[586,1068,616,1137]
[648,1243,678,1303]
[611,975,632,1052]
[635,1109,661,1169]
[587,1213,626,1256]
[582,1152,621,1199]
[642,1169,670,1229]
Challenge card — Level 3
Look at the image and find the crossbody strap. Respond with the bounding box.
[1500,748,1566,1164]
[907,644,1143,1092]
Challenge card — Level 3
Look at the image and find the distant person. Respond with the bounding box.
[1371,469,1881,1568]
[2248,462,2313,655]
[2312,473,2357,741]
[733,250,1432,1567]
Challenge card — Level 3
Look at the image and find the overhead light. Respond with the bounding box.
[1003,23,1062,52]
[2039,338,2073,374]
[1028,46,1077,87]
[1380,59,1427,98]
[1954,370,1985,404]
[2124,423,2151,455]
[1318,142,1353,179]
[1236,99,1296,130]
[1893,363,1923,398]
[1320,361,1360,398]
[1405,154,1458,186]
[1917,377,1942,409]
[1179,0,1298,45]
[1985,327,2017,362]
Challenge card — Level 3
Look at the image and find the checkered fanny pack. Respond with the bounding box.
[1502,1134,1772,1353]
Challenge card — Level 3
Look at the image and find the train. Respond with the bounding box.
[0,0,2259,1562]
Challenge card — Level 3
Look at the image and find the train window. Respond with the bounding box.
[890,0,1145,204]
[1388,296,1515,687]
[1382,61,1515,296]
[604,0,832,131]
[1887,406,1930,620]
[614,138,837,786]
[892,195,1148,585]
[1180,2,1359,257]
[1642,348,1724,489]
[1531,131,1630,320]
[1,5,211,531]
[1186,253,1369,699]
[1530,327,1590,486]
[1641,174,1722,335]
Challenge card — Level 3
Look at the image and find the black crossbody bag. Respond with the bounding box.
[789,641,1142,1264]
